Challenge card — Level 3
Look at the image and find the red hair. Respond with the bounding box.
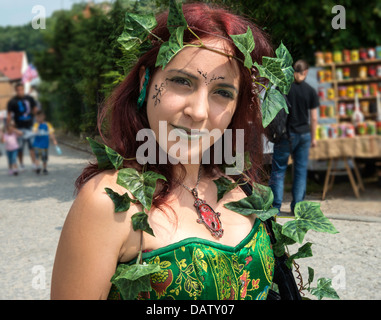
[75,2,273,208]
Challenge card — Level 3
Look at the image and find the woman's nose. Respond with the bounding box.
[183,90,209,122]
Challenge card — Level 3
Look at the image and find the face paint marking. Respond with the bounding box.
[152,82,166,106]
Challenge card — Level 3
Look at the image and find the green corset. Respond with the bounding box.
[108,219,274,300]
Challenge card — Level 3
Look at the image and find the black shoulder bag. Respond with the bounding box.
[238,181,302,300]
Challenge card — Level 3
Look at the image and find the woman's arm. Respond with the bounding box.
[51,171,138,299]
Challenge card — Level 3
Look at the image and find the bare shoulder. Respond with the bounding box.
[68,170,142,252]
[51,170,141,299]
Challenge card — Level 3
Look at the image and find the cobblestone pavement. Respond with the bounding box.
[0,136,380,300]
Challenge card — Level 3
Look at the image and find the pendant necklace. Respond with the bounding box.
[180,167,224,238]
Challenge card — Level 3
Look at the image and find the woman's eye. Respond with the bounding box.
[215,89,234,99]
[168,77,191,86]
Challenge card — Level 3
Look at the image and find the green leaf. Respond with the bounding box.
[230,27,255,69]
[224,183,278,219]
[309,278,340,300]
[117,12,157,52]
[87,137,124,170]
[105,145,124,170]
[156,26,186,69]
[117,168,167,211]
[167,0,188,33]
[261,88,289,128]
[213,176,237,202]
[105,188,135,213]
[275,41,293,70]
[271,221,296,257]
[254,57,286,89]
[87,137,113,170]
[282,201,339,243]
[110,262,161,300]
[273,42,294,95]
[308,267,315,285]
[285,242,313,268]
[131,211,154,236]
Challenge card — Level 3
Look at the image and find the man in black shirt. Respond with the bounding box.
[7,83,38,169]
[269,60,318,214]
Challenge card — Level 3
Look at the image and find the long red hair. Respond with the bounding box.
[75,2,273,208]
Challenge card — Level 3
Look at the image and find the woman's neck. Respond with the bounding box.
[176,163,201,188]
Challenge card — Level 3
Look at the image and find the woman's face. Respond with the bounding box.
[144,39,240,164]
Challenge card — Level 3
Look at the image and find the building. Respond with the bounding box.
[0,51,29,111]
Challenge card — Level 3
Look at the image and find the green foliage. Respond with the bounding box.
[104,188,136,213]
[31,0,163,134]
[111,251,161,300]
[281,201,339,243]
[87,137,123,170]
[117,168,167,211]
[230,27,255,68]
[131,211,155,236]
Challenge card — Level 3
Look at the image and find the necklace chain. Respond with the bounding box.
[180,166,202,198]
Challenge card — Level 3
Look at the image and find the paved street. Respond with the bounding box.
[0,141,92,299]
[0,138,380,300]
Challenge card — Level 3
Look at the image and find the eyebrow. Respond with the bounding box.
[167,68,239,93]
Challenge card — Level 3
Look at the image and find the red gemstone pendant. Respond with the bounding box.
[191,188,223,238]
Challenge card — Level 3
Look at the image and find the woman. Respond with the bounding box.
[51,2,276,300]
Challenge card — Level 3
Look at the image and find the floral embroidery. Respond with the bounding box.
[108,221,274,300]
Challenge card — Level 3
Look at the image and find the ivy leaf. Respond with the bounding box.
[224,183,278,220]
[275,42,293,69]
[285,242,313,268]
[131,211,154,236]
[261,88,289,128]
[309,278,340,300]
[167,0,188,33]
[271,221,296,257]
[110,261,161,300]
[117,12,157,52]
[213,177,237,202]
[282,201,339,244]
[155,26,186,69]
[308,267,315,285]
[87,137,124,170]
[254,57,286,89]
[275,42,294,95]
[105,188,135,213]
[105,145,124,170]
[87,137,113,170]
[117,168,167,211]
[229,26,255,69]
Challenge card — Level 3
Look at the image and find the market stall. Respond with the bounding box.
[313,46,381,199]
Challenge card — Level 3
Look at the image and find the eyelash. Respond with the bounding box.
[168,77,234,100]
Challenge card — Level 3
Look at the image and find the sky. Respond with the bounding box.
[0,0,111,27]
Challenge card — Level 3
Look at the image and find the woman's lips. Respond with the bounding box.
[170,124,208,140]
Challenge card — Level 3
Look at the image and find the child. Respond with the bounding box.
[1,121,23,175]
[32,110,57,174]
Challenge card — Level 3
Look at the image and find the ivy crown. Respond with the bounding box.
[117,0,294,128]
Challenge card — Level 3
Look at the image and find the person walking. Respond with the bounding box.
[1,120,23,176]
[32,110,57,174]
[269,59,319,214]
[6,82,38,170]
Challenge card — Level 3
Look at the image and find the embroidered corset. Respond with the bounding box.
[108,219,275,300]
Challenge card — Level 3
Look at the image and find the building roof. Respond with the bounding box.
[0,51,26,81]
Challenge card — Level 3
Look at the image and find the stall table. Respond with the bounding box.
[309,135,381,200]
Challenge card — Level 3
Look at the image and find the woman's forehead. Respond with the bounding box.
[161,38,240,79]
